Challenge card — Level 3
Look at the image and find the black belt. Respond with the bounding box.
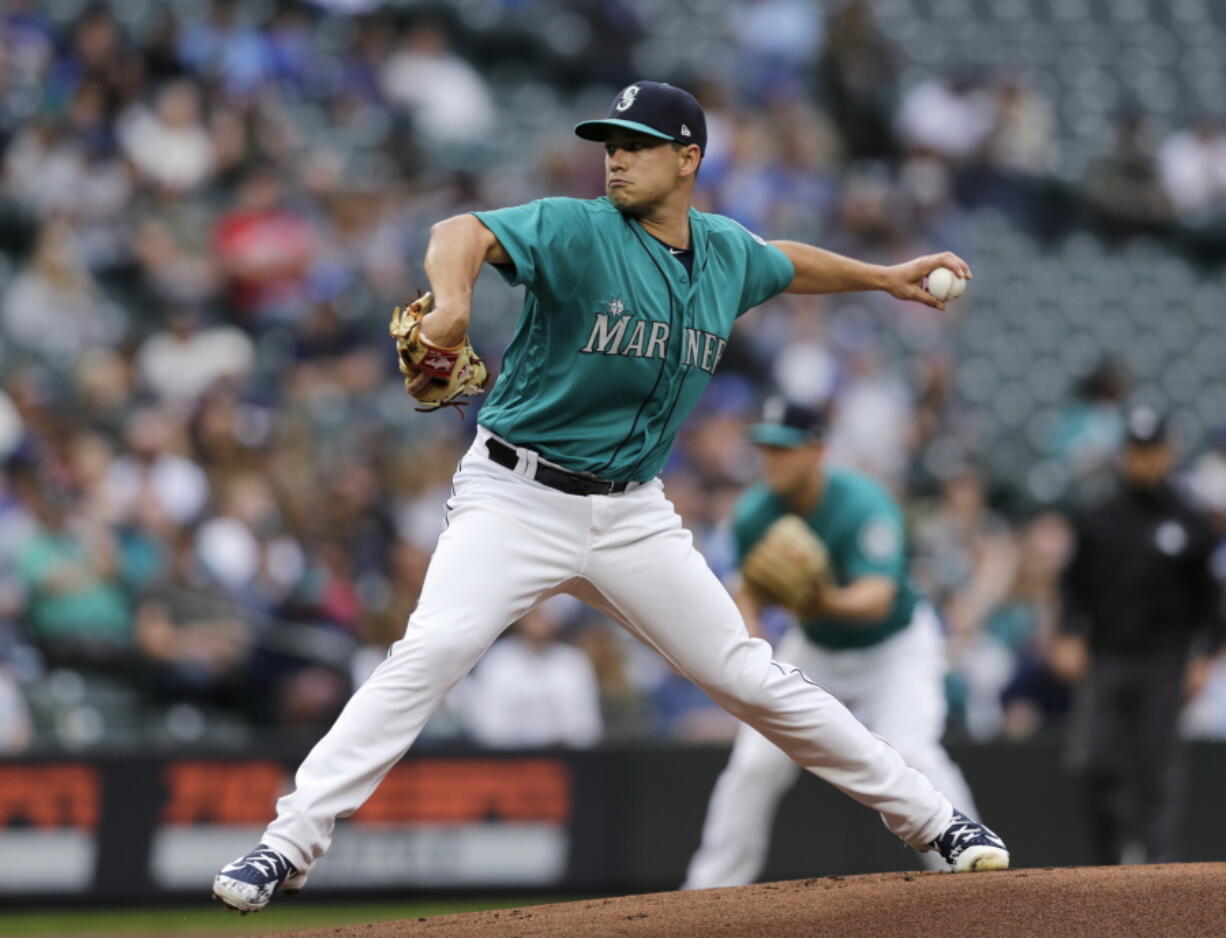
[485,438,630,496]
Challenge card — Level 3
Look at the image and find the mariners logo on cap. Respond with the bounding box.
[615,85,640,112]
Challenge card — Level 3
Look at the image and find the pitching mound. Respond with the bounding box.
[278,864,1226,938]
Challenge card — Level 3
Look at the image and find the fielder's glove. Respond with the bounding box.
[741,515,836,618]
[389,291,488,413]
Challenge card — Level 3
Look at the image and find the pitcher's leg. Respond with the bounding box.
[859,607,978,820]
[853,608,976,869]
[263,484,580,871]
[584,514,951,849]
[683,721,801,889]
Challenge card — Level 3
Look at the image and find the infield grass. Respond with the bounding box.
[0,897,578,937]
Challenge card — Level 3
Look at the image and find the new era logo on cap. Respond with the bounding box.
[575,81,708,154]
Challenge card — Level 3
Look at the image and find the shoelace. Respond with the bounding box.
[946,823,981,846]
[237,847,292,881]
[940,819,1005,853]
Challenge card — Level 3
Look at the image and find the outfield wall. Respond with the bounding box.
[1,743,1223,902]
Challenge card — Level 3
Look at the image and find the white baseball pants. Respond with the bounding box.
[684,606,977,888]
[262,428,952,873]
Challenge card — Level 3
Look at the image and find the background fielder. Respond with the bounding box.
[685,398,980,889]
[213,80,1007,914]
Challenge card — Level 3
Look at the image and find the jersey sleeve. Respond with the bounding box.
[842,502,907,582]
[735,225,795,316]
[471,198,594,298]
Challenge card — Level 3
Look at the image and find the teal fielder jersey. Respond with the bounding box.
[734,469,921,650]
[472,197,795,482]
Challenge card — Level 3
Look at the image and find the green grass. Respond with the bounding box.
[0,897,577,937]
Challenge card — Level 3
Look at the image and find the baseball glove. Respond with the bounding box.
[741,515,835,617]
[389,291,488,412]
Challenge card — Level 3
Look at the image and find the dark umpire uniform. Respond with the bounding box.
[1061,407,1224,864]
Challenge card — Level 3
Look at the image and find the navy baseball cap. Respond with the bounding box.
[748,396,829,448]
[575,81,707,154]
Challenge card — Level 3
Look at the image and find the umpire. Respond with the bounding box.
[1059,405,1224,864]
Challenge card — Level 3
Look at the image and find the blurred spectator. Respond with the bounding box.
[1058,407,1224,864]
[2,215,125,372]
[913,468,1017,628]
[1047,356,1128,501]
[728,0,822,102]
[118,80,215,194]
[131,217,218,309]
[213,165,316,323]
[194,472,300,605]
[3,119,86,218]
[764,296,839,406]
[956,71,1058,230]
[456,597,603,749]
[73,349,135,444]
[1157,116,1226,227]
[1083,111,1174,238]
[818,0,901,161]
[136,306,255,404]
[897,68,995,165]
[134,531,251,705]
[11,472,132,667]
[177,0,272,96]
[824,343,914,492]
[187,384,273,480]
[380,20,494,147]
[987,72,1056,177]
[991,511,1075,740]
[49,4,137,114]
[103,408,210,527]
[571,617,654,740]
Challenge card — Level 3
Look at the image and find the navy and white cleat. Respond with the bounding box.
[212,843,307,914]
[928,809,1010,872]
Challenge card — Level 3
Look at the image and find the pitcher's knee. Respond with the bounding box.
[389,617,489,678]
[705,676,777,721]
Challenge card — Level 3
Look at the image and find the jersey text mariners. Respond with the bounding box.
[472,197,794,482]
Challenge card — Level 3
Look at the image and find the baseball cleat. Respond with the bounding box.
[928,809,1010,872]
[212,843,306,913]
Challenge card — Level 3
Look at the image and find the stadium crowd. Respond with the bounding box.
[0,0,1223,754]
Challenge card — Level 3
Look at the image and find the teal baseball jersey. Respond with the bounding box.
[734,469,921,650]
[472,197,794,482]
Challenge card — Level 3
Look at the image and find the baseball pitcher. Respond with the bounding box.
[214,81,1007,914]
[685,398,983,889]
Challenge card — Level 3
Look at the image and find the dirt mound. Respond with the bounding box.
[277,864,1226,938]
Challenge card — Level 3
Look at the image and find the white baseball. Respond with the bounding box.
[924,266,966,302]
